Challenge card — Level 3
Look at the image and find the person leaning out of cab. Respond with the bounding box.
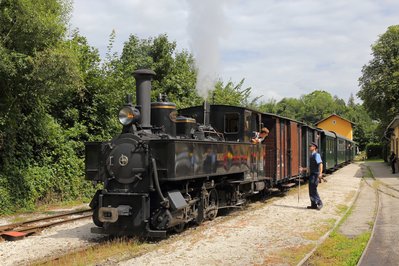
[251,127,269,144]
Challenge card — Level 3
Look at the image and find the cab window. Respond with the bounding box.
[224,113,239,133]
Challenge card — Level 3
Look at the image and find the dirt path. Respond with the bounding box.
[119,163,362,265]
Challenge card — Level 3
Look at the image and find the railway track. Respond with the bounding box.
[361,164,399,200]
[357,163,399,265]
[0,209,92,241]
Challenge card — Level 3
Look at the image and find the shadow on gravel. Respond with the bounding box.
[354,167,364,178]
[49,223,104,242]
[272,204,307,210]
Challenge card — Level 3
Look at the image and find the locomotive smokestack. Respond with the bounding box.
[204,100,210,126]
[133,69,156,129]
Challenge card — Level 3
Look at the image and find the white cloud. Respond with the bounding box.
[70,0,399,103]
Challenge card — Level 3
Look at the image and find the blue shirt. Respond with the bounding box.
[309,151,322,174]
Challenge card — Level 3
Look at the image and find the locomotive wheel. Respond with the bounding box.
[92,207,103,227]
[172,223,186,233]
[206,188,219,220]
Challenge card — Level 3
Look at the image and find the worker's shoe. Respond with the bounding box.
[306,205,317,209]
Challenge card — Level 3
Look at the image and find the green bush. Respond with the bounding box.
[0,113,95,214]
[365,143,382,159]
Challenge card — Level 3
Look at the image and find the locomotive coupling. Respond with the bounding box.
[98,205,132,223]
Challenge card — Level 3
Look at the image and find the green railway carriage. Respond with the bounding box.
[345,139,356,162]
[336,137,346,165]
[320,130,337,171]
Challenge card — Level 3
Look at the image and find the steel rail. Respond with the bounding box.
[0,209,92,237]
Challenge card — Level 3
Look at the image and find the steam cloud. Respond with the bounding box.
[187,0,227,99]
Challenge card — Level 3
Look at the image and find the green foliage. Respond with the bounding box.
[0,0,95,214]
[116,33,202,109]
[365,143,383,159]
[358,25,399,128]
[273,97,303,120]
[209,79,261,107]
[346,104,378,150]
[0,0,67,55]
[258,98,277,113]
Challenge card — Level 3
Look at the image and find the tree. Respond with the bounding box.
[208,79,260,107]
[347,93,355,108]
[257,98,278,114]
[0,0,92,212]
[358,25,399,127]
[273,97,303,120]
[115,34,202,109]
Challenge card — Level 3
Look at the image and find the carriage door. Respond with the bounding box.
[280,120,288,179]
[244,110,252,143]
[254,113,264,177]
[289,122,300,177]
[244,110,256,178]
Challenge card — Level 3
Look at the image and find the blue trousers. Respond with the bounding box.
[309,173,322,206]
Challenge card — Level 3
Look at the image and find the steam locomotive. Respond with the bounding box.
[85,69,355,238]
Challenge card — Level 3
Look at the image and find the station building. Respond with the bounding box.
[315,114,354,140]
[385,116,399,157]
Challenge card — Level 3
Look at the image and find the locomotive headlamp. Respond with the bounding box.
[118,106,140,125]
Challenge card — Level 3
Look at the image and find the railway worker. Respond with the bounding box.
[389,151,397,174]
[251,127,269,144]
[301,142,323,210]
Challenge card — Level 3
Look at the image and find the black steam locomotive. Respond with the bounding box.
[85,69,355,238]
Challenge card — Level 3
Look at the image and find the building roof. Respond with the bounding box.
[315,114,355,126]
[386,116,399,130]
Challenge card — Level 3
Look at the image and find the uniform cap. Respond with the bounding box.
[310,142,318,148]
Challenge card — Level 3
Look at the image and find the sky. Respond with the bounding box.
[70,0,399,103]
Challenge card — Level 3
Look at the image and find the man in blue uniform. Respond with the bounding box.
[307,142,323,210]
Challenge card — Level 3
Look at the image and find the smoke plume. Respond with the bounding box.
[187,0,227,98]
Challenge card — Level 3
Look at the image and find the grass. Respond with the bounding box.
[306,231,370,266]
[336,204,349,216]
[302,219,336,241]
[34,237,153,266]
[364,165,374,179]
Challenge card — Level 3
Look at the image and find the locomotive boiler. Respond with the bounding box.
[85,69,268,237]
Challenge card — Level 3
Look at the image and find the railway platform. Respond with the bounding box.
[356,161,399,266]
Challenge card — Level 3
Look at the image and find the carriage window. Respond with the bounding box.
[224,113,239,133]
